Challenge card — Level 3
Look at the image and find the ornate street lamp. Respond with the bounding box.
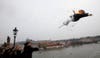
[13,27,18,47]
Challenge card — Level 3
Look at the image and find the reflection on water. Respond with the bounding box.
[33,44,100,58]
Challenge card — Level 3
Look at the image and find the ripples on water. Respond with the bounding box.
[32,44,100,58]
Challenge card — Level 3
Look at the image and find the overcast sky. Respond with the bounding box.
[0,0,100,43]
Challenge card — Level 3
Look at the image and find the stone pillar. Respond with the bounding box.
[7,36,10,45]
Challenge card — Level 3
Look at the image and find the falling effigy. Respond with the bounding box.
[59,9,92,28]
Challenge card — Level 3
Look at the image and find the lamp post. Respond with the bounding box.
[13,27,18,47]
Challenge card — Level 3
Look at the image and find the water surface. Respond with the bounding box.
[33,43,100,58]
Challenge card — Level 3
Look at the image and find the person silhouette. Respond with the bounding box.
[22,41,39,58]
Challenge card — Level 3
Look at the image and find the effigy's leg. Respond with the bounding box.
[59,19,72,28]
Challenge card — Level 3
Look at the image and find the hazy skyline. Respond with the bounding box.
[0,0,100,43]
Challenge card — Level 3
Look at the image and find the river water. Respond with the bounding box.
[32,43,100,58]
